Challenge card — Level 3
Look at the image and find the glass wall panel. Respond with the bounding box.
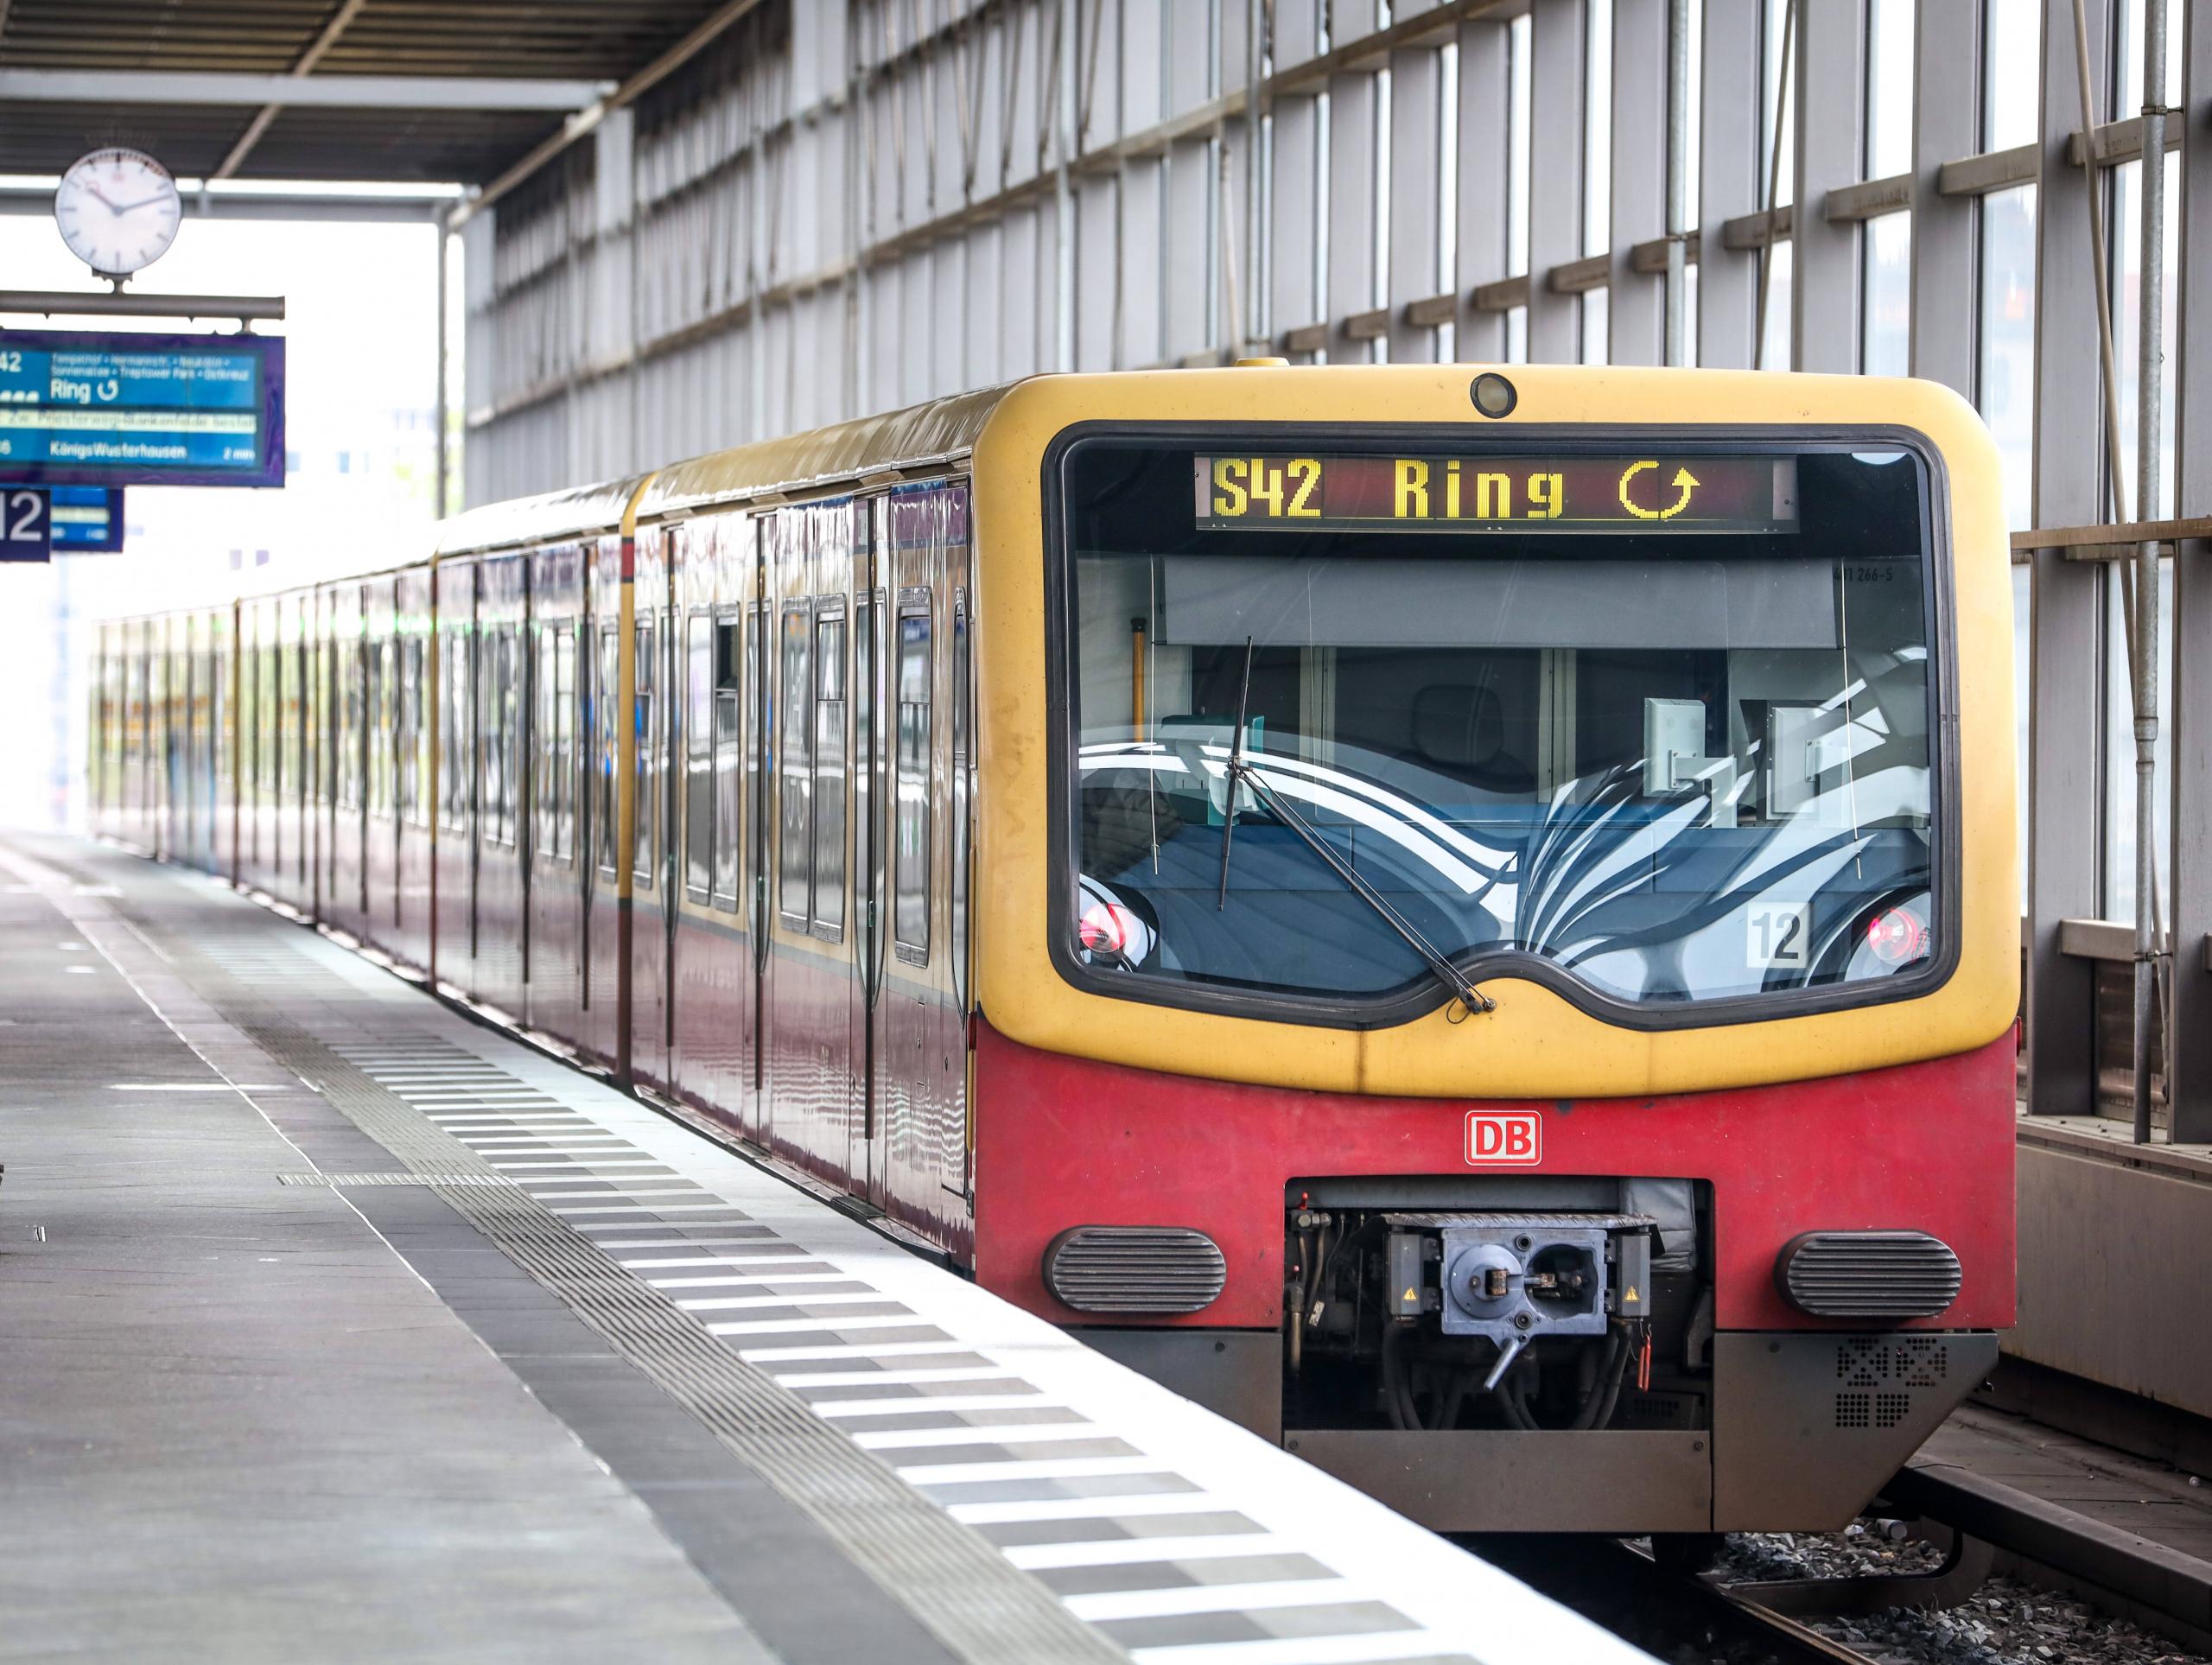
[1978,185,2038,533]
[1860,211,1910,378]
[1583,0,1612,258]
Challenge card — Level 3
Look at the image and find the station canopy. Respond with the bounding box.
[0,0,746,182]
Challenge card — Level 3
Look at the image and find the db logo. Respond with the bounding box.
[1465,1110,1542,1166]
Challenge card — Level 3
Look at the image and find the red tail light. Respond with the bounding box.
[1078,899,1138,956]
[1866,906,1927,965]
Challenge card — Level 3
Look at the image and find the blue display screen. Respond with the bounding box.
[0,331,285,487]
[50,486,124,552]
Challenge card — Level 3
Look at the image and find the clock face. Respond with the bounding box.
[54,148,182,278]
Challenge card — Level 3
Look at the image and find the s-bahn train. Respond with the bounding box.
[92,365,2018,1547]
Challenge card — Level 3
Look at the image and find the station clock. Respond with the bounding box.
[54,148,183,280]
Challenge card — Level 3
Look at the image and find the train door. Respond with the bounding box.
[472,554,529,1015]
[433,558,477,993]
[854,498,890,1205]
[874,481,975,1245]
[669,515,750,1128]
[391,568,434,969]
[526,543,585,1040]
[626,527,671,1089]
[759,499,861,1187]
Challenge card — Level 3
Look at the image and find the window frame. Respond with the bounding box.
[1039,422,1964,1033]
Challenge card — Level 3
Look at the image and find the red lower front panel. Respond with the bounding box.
[973,1020,2017,1334]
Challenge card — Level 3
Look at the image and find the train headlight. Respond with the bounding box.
[1470,372,1518,418]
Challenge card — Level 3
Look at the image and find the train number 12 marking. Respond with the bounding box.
[1465,1110,1542,1166]
[1746,903,1812,969]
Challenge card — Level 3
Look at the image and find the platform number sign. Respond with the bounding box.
[0,488,51,562]
[1747,902,1813,970]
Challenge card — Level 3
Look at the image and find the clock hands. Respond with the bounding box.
[106,194,175,215]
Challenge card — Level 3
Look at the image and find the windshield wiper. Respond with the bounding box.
[1212,639,1496,1021]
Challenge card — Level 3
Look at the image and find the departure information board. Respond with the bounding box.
[1194,453,1798,534]
[0,330,285,488]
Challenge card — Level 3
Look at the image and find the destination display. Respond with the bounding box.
[0,330,285,488]
[1193,453,1798,534]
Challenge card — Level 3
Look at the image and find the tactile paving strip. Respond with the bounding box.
[239,1020,1129,1665]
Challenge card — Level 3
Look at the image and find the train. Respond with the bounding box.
[90,364,2018,1550]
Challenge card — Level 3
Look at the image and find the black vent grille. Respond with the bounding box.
[1779,1230,1962,1319]
[1044,1226,1227,1314]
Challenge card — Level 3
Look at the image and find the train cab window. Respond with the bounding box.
[713,619,742,912]
[634,621,656,884]
[1058,439,1942,1014]
[684,614,713,900]
[777,601,813,925]
[893,596,931,962]
[811,607,848,939]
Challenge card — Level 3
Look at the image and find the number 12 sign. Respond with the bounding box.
[0,486,50,562]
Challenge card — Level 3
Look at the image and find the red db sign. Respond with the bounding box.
[1465,1110,1542,1166]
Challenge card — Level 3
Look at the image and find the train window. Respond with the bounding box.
[893,596,931,962]
[400,638,426,827]
[684,613,713,901]
[712,619,742,912]
[439,633,468,832]
[634,621,656,884]
[486,627,517,848]
[260,645,278,794]
[368,639,389,817]
[777,601,813,925]
[542,626,576,862]
[811,607,847,939]
[1059,438,1942,1014]
[341,642,365,811]
[596,626,618,876]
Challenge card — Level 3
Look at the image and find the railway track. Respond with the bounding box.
[1479,1535,1974,1665]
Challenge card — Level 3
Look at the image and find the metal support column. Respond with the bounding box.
[1608,0,1667,365]
[1455,14,1513,363]
[2173,0,2212,1141]
[1697,0,1762,368]
[433,227,450,521]
[1909,0,1980,395]
[1388,41,1446,363]
[1790,0,1866,374]
[2129,0,2171,1142]
[1527,0,1587,364]
[2026,0,2116,1116]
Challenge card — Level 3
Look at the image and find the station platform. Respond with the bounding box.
[0,833,1644,1665]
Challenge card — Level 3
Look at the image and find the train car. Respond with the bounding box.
[91,364,2018,1547]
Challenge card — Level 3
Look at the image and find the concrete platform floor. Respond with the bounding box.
[0,840,788,1663]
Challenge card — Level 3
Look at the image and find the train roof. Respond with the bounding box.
[432,382,1014,560]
